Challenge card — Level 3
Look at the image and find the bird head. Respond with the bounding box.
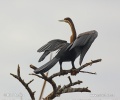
[59,17,72,24]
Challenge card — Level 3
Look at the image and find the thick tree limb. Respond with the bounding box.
[61,87,91,94]
[10,65,35,100]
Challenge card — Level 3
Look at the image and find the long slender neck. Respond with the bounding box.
[67,20,77,43]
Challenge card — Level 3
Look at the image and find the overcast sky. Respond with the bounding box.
[0,0,120,100]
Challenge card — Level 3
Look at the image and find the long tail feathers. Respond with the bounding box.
[38,51,50,62]
[34,57,60,74]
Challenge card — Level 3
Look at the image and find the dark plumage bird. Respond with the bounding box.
[34,17,98,74]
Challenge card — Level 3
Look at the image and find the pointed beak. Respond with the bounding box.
[58,20,65,22]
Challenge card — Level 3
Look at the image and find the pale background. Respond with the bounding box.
[0,0,120,100]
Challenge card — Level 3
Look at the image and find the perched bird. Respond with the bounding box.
[34,17,98,74]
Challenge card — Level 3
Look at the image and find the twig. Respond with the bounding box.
[68,76,72,85]
[29,73,44,79]
[17,64,20,77]
[27,79,34,85]
[79,71,96,74]
[10,65,35,100]
[30,64,37,70]
[78,59,102,71]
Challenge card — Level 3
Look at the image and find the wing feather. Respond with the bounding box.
[37,39,67,52]
[70,30,98,50]
[79,30,98,65]
[37,39,67,62]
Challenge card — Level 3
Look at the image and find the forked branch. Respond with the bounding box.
[10,65,35,100]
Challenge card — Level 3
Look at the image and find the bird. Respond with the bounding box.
[34,17,98,75]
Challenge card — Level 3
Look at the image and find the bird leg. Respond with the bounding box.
[70,62,79,75]
[59,62,66,76]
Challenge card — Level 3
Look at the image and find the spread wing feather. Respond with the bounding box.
[37,39,67,62]
[37,39,67,52]
[70,30,97,50]
[69,30,98,65]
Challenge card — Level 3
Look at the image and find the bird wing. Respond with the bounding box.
[37,39,67,52]
[70,30,98,65]
[37,39,67,62]
[34,43,71,74]
[70,30,98,50]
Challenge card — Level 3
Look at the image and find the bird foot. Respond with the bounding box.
[70,68,79,75]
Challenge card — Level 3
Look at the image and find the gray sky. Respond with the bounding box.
[0,0,120,100]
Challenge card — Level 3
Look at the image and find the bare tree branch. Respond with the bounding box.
[30,64,37,70]
[29,73,44,79]
[10,65,35,100]
[10,58,101,100]
[43,79,89,100]
[56,78,83,96]
[61,87,91,94]
[68,76,73,85]
[79,70,96,74]
[78,59,102,70]
[27,79,34,85]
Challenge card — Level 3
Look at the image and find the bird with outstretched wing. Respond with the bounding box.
[34,17,98,75]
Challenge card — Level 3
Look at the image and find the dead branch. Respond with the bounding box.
[56,76,84,96]
[60,87,91,94]
[43,78,90,100]
[30,64,37,70]
[78,59,102,70]
[10,58,101,100]
[29,73,44,79]
[79,70,96,74]
[10,65,35,100]
[30,72,58,100]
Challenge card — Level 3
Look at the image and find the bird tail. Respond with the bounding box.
[38,51,50,62]
[34,57,60,74]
